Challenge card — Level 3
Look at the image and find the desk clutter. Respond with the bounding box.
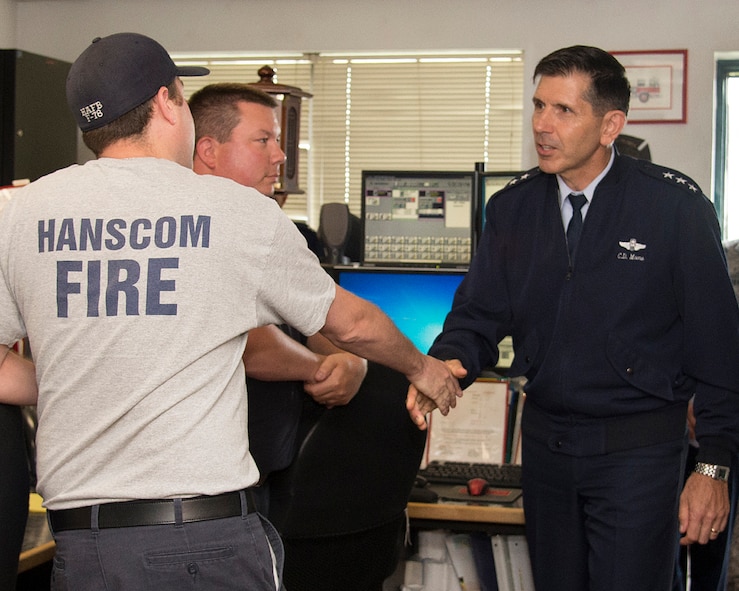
[434,484,522,505]
[391,530,534,591]
[28,493,44,514]
[423,378,526,471]
[409,474,522,505]
[418,462,523,489]
[413,377,525,508]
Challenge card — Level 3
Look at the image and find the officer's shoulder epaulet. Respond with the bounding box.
[493,167,542,196]
[631,158,704,197]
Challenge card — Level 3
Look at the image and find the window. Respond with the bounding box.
[175,51,524,227]
[715,57,739,241]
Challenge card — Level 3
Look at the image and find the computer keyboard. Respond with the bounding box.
[419,461,523,489]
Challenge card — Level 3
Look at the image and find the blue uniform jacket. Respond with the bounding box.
[429,154,739,465]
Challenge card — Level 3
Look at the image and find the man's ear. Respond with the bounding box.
[194,136,218,170]
[154,85,178,126]
[601,109,627,147]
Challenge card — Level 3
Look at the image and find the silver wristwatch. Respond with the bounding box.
[694,462,731,482]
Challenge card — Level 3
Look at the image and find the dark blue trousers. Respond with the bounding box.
[521,418,686,591]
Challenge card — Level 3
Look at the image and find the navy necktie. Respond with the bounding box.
[566,193,587,260]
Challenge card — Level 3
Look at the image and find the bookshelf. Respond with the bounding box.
[392,501,531,590]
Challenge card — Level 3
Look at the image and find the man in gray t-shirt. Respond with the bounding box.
[0,33,463,591]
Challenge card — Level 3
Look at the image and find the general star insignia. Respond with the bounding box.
[618,238,646,251]
[662,171,699,192]
[508,172,532,186]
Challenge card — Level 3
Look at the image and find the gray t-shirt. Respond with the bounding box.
[0,157,335,509]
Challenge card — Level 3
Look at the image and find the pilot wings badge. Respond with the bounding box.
[618,238,646,252]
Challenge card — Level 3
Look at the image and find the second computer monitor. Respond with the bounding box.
[477,170,522,233]
[361,170,475,268]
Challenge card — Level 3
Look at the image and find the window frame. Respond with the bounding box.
[714,57,739,239]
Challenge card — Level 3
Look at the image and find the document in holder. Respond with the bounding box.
[424,378,510,466]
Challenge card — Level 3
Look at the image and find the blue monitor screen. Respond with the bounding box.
[336,267,465,353]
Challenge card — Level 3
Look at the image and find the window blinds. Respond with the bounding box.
[176,52,524,227]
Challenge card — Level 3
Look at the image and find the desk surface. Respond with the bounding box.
[19,512,54,573]
[407,500,524,525]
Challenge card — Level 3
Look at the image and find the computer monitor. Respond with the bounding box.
[477,170,521,235]
[334,266,466,353]
[361,170,475,268]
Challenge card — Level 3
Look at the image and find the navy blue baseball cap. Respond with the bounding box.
[66,32,209,132]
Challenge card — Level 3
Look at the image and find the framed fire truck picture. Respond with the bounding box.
[611,50,687,124]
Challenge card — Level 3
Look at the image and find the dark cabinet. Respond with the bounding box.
[0,49,77,186]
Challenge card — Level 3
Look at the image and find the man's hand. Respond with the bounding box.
[405,391,436,430]
[304,352,368,408]
[406,359,467,429]
[679,472,730,546]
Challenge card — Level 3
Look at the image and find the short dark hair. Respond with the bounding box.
[534,45,630,116]
[188,83,279,143]
[82,79,182,156]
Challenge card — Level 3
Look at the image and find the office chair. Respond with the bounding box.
[267,362,427,591]
[614,133,652,161]
[317,203,362,264]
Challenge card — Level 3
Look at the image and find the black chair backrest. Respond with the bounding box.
[272,362,427,538]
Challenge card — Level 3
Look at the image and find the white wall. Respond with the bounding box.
[4,0,739,194]
[0,0,16,46]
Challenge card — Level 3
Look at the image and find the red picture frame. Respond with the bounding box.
[611,50,688,124]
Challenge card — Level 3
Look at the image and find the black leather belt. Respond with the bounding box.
[48,490,254,532]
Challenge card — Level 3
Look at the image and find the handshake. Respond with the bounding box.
[405,358,467,430]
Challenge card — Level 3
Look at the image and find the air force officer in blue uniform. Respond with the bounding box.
[421,46,739,591]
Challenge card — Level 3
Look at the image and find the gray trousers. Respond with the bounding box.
[49,500,284,591]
